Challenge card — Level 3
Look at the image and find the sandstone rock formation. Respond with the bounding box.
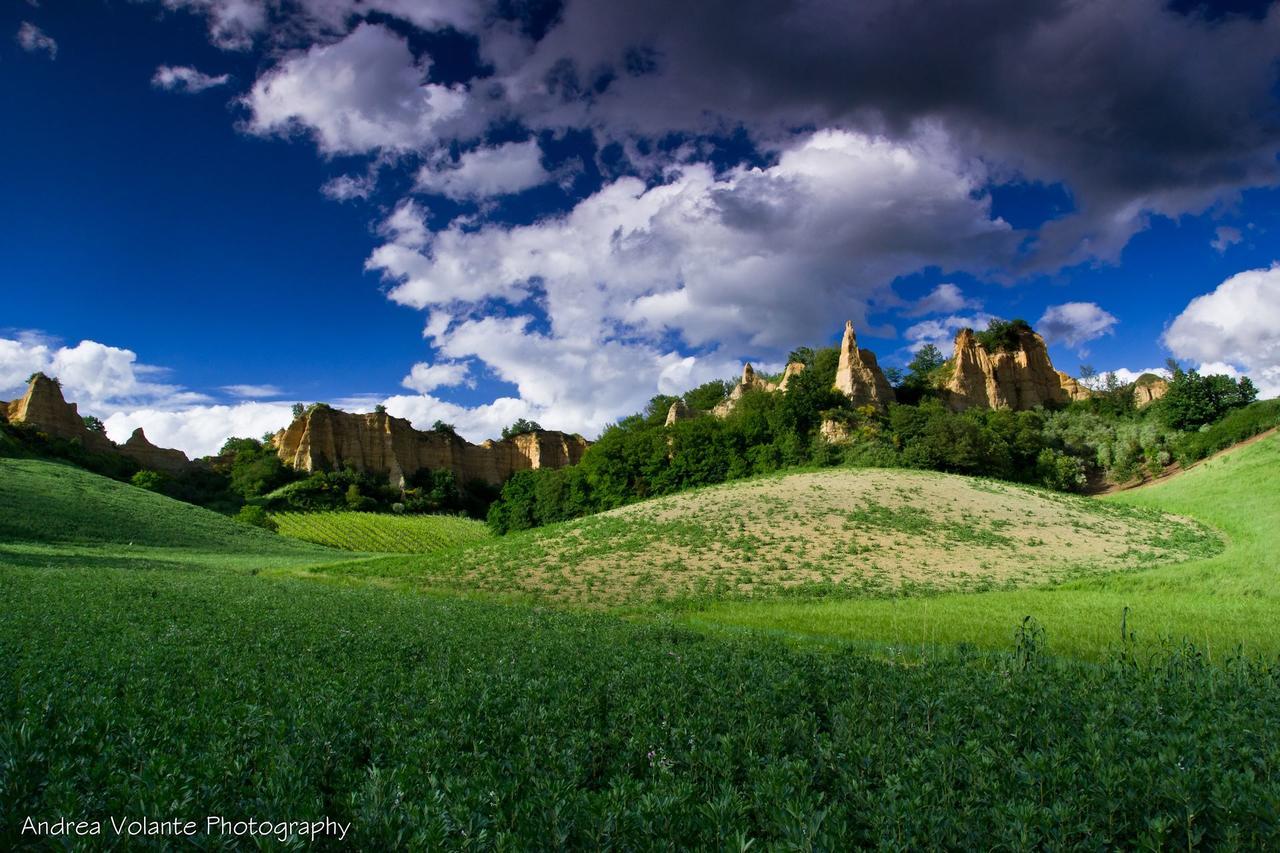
[944,327,1087,411]
[273,405,588,488]
[1056,371,1094,403]
[2,373,113,453]
[712,363,777,417]
[118,428,191,474]
[1133,374,1170,408]
[834,321,895,408]
[776,361,807,392]
[664,399,693,426]
[819,418,852,444]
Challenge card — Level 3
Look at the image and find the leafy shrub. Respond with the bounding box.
[973,317,1034,353]
[1174,399,1280,464]
[1035,448,1087,492]
[233,504,277,531]
[1160,365,1257,430]
[681,378,733,412]
[502,418,543,439]
[130,469,170,493]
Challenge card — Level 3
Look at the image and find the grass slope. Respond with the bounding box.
[0,457,339,572]
[273,510,491,554]
[296,468,1214,607]
[694,433,1280,659]
[3,563,1278,848]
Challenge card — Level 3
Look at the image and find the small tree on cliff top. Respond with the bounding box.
[502,418,543,440]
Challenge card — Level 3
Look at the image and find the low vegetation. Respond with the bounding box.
[487,345,1264,533]
[273,511,491,554]
[695,432,1280,659]
[3,564,1278,849]
[307,468,1215,607]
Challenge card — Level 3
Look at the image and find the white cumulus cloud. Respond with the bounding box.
[401,361,471,393]
[104,403,295,458]
[903,283,981,317]
[416,139,552,199]
[1037,302,1118,353]
[242,23,472,156]
[1164,264,1280,398]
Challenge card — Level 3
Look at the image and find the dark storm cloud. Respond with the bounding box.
[502,0,1280,267]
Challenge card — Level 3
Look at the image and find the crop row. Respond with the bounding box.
[272,511,490,554]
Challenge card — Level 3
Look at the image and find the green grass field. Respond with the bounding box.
[0,458,342,573]
[692,432,1280,659]
[3,441,1279,845]
[2,453,1278,847]
[273,510,491,553]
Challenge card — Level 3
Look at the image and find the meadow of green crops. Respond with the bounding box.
[3,444,1280,846]
[273,510,491,554]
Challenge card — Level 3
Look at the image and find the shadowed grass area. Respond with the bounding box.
[690,433,1280,659]
[0,457,345,572]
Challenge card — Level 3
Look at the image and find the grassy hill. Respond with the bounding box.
[273,510,491,554]
[0,457,339,572]
[695,432,1280,658]
[297,467,1215,607]
[2,428,1278,845]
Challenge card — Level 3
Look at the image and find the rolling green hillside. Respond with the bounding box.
[0,457,339,571]
[694,432,1280,658]
[273,510,491,554]
[298,467,1216,607]
[2,418,1278,846]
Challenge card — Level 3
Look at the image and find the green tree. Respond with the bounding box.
[643,394,680,426]
[291,403,305,419]
[82,416,106,434]
[904,344,946,390]
[974,318,1033,353]
[1161,367,1258,430]
[682,379,732,412]
[233,504,278,531]
[130,469,170,493]
[502,418,543,439]
[786,346,816,367]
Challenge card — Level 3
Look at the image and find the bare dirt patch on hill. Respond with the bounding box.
[319,468,1217,607]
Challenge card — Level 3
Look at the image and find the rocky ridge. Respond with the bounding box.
[273,405,588,488]
[943,327,1091,412]
[3,374,116,454]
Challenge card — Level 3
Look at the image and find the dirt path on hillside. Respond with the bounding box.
[1092,428,1277,496]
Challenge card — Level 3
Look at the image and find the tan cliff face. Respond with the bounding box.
[273,405,588,488]
[834,321,895,408]
[1133,375,1170,408]
[944,327,1088,411]
[2,374,114,453]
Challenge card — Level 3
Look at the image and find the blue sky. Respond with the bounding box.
[3,0,1279,455]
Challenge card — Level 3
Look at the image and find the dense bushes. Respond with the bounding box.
[1161,365,1258,429]
[489,360,1272,534]
[1174,398,1280,464]
[0,419,140,482]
